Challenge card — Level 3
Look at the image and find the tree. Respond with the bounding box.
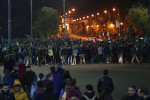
[126,2,150,35]
[33,7,60,37]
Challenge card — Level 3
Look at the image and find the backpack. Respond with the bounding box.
[83,95,96,100]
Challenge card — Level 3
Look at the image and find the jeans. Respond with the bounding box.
[25,86,31,100]
[68,56,72,64]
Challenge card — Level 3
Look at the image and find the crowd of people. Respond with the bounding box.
[0,38,150,67]
[0,38,150,100]
[0,62,150,100]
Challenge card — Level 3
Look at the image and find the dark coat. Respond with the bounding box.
[23,70,37,87]
[52,70,64,96]
[2,73,14,88]
[122,94,142,100]
[97,76,114,94]
[33,87,44,100]
[0,90,15,100]
[43,90,58,100]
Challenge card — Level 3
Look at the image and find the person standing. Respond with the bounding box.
[48,46,54,65]
[12,79,28,100]
[67,46,72,65]
[122,86,141,100]
[23,66,37,100]
[98,45,104,63]
[72,46,78,65]
[0,83,15,100]
[81,84,98,100]
[97,69,114,95]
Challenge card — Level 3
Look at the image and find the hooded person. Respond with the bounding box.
[12,79,28,100]
[56,62,65,77]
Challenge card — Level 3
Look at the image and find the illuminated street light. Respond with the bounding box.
[83,17,85,19]
[91,14,94,17]
[113,8,116,12]
[103,24,106,27]
[109,23,115,28]
[66,13,68,15]
[97,13,100,16]
[79,18,82,20]
[68,11,71,14]
[91,25,94,27]
[72,8,75,12]
[87,16,89,18]
[87,25,89,29]
[120,22,123,26]
[104,10,107,14]
[77,19,78,21]
[97,25,99,27]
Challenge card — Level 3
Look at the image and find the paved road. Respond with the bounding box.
[0,63,150,100]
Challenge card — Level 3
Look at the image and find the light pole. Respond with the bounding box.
[30,0,33,39]
[8,0,11,44]
[63,0,66,38]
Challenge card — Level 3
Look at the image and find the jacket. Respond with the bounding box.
[81,91,98,100]
[18,63,26,79]
[97,76,114,94]
[23,71,37,87]
[0,89,15,100]
[32,87,44,100]
[43,90,58,100]
[122,94,141,100]
[65,86,82,100]
[12,79,28,100]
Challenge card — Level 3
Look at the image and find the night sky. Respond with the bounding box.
[65,0,141,16]
[0,0,148,37]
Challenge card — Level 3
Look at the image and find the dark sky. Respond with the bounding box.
[0,0,148,37]
[65,0,144,17]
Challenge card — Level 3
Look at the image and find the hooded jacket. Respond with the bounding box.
[12,79,28,100]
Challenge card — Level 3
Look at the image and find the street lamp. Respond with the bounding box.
[120,22,123,26]
[97,13,100,16]
[83,17,85,20]
[68,10,71,14]
[104,10,107,14]
[30,0,33,39]
[91,14,94,17]
[113,8,116,12]
[109,23,115,28]
[87,16,89,19]
[72,8,75,12]
[104,10,110,21]
[8,0,11,44]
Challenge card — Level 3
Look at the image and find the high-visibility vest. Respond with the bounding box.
[48,49,53,56]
